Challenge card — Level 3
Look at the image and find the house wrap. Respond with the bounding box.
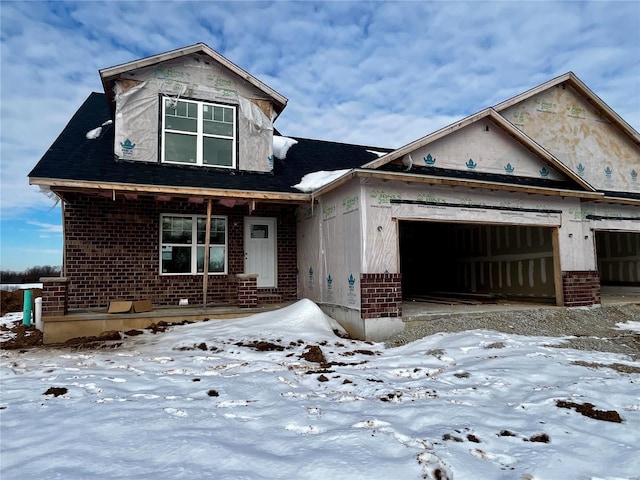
[29,43,640,342]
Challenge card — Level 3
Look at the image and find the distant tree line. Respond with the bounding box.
[1,266,62,284]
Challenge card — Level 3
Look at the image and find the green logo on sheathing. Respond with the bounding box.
[369,190,401,205]
[323,205,336,219]
[343,195,358,211]
[296,205,314,220]
[417,193,444,203]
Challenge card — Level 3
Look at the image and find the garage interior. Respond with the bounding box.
[595,231,640,287]
[399,220,557,305]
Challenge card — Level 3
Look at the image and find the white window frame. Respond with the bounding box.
[161,97,237,168]
[160,214,228,276]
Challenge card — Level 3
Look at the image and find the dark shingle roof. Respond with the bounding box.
[28,93,392,194]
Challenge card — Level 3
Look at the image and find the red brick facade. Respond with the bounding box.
[61,193,297,311]
[236,274,258,308]
[360,273,402,319]
[562,270,601,307]
[40,277,69,316]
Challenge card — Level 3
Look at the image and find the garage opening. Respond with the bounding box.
[398,221,557,305]
[595,231,640,287]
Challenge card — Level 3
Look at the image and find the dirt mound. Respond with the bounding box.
[1,288,42,317]
[556,399,624,423]
[1,322,43,349]
[301,345,326,363]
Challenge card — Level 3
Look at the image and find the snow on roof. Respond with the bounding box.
[273,136,298,159]
[292,169,351,192]
[85,120,113,140]
[366,149,388,157]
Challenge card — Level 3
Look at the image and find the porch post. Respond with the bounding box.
[203,199,212,307]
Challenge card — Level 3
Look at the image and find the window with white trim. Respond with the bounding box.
[162,97,236,168]
[160,214,227,275]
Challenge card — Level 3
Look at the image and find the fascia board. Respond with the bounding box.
[565,73,640,146]
[29,178,310,203]
[491,72,574,112]
[599,195,640,207]
[351,169,605,200]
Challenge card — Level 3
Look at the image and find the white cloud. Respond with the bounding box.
[0,0,638,223]
[26,221,63,235]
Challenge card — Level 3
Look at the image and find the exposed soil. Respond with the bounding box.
[0,313,204,351]
[527,433,551,443]
[62,331,123,349]
[1,289,42,317]
[570,360,640,374]
[556,399,624,423]
[236,340,286,351]
[1,322,43,349]
[43,387,67,397]
[301,345,327,363]
[341,349,377,356]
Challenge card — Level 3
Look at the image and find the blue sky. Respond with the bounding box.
[1,0,639,272]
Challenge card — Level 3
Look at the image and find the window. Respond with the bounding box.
[160,214,227,275]
[162,98,236,168]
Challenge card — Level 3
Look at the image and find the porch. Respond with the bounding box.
[42,301,295,344]
[40,286,639,345]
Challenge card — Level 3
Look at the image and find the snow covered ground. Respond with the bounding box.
[0,283,43,291]
[1,299,639,479]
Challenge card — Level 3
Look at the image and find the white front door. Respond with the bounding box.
[244,217,277,288]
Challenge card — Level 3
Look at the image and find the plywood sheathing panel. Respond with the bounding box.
[501,84,640,194]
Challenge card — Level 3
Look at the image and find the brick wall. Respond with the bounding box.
[562,270,601,307]
[62,193,298,310]
[236,274,258,308]
[40,277,69,316]
[360,273,402,319]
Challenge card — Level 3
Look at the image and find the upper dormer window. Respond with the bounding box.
[161,97,236,168]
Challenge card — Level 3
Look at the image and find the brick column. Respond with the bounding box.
[40,277,69,316]
[360,273,402,319]
[236,274,258,308]
[562,270,601,307]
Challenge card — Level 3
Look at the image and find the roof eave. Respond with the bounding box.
[29,177,310,203]
[598,195,640,207]
[301,170,358,198]
[352,169,605,200]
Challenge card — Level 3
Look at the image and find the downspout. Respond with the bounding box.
[203,199,212,308]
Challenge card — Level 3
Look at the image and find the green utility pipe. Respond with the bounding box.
[22,290,32,326]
